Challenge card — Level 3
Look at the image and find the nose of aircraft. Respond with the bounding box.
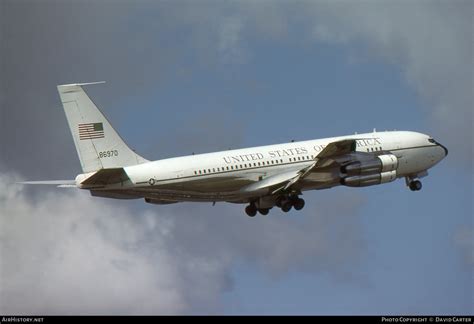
[437,141,448,157]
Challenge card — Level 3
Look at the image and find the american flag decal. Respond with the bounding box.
[78,122,104,140]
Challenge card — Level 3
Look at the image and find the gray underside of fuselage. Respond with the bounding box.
[90,169,341,203]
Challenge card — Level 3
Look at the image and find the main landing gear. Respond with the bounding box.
[277,196,305,213]
[245,203,270,217]
[245,195,305,217]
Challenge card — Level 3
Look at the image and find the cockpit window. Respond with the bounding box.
[428,138,436,143]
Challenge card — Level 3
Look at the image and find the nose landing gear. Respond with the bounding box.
[406,176,423,191]
[408,180,422,191]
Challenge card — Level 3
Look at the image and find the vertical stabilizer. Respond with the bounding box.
[57,82,148,173]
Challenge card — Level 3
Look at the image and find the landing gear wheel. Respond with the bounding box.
[258,208,269,216]
[409,180,422,191]
[281,202,292,213]
[293,198,305,211]
[245,204,257,217]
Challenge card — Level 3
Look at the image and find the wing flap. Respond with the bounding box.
[240,169,300,194]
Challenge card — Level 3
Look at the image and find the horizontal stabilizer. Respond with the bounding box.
[17,180,77,187]
[80,168,130,187]
[59,81,106,87]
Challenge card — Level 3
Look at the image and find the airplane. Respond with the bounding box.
[21,82,448,216]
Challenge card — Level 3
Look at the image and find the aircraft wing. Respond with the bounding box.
[240,139,358,195]
[315,139,357,160]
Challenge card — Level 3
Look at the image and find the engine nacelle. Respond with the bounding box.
[341,154,398,175]
[340,170,397,187]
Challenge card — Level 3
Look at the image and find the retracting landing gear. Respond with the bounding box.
[245,204,257,217]
[409,180,422,191]
[406,176,422,191]
[277,195,305,213]
[245,204,270,217]
[245,194,305,216]
[293,198,305,210]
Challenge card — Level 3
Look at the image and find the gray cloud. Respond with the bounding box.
[453,227,474,267]
[0,169,367,314]
[218,15,248,65]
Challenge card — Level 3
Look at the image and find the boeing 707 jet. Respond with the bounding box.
[21,82,448,216]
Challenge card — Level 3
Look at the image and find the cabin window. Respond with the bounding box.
[194,171,197,175]
[280,159,283,163]
[367,149,370,152]
[297,157,301,161]
[240,165,243,169]
[213,168,215,172]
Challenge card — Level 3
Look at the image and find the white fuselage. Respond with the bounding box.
[88,130,446,203]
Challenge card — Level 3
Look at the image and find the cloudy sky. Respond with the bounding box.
[0,0,472,315]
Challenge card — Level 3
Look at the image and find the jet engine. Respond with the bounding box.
[341,154,398,175]
[340,170,397,187]
[340,154,398,187]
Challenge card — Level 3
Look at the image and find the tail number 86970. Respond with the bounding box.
[99,150,119,158]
